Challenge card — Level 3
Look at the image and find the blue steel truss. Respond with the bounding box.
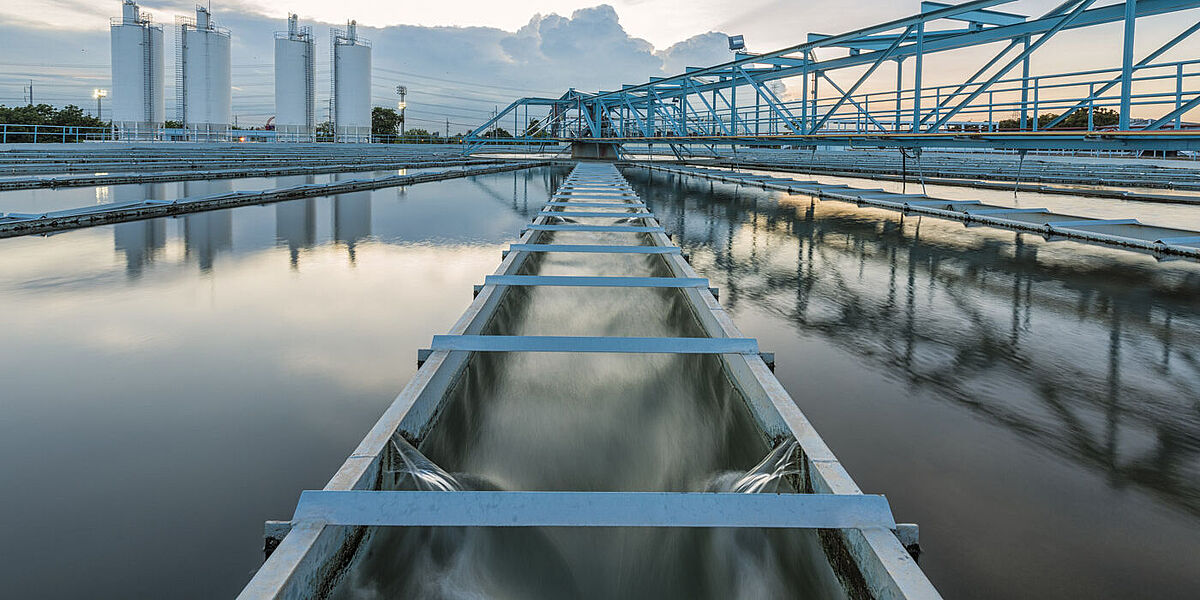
[464,0,1200,153]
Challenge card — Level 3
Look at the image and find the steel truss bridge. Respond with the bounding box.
[465,0,1200,155]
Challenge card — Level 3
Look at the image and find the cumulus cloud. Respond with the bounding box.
[0,3,738,132]
[656,31,732,75]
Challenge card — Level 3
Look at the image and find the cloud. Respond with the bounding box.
[656,31,732,75]
[0,3,730,131]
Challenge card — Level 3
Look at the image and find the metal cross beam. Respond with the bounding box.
[291,490,899,530]
[427,335,760,354]
[464,0,1200,153]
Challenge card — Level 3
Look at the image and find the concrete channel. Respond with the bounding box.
[0,143,469,175]
[692,158,1200,204]
[237,163,938,599]
[638,163,1200,260]
[702,149,1200,192]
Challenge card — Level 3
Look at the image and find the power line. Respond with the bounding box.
[373,66,560,96]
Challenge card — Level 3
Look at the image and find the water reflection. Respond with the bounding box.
[95,169,569,278]
[111,183,169,277]
[274,176,318,269]
[276,198,317,268]
[0,167,572,600]
[629,167,1200,513]
[113,219,167,277]
[334,173,373,265]
[624,167,1200,598]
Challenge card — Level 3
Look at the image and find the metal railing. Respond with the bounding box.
[0,125,505,145]
[465,0,1200,153]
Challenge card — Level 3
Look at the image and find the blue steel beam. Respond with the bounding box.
[930,0,1099,131]
[484,275,708,288]
[1041,19,1200,129]
[463,0,1200,152]
[429,335,759,354]
[1145,93,1200,130]
[612,0,1199,109]
[920,1,1027,24]
[1119,0,1139,129]
[291,490,899,529]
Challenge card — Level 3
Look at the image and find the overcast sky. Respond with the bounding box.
[0,1,1196,131]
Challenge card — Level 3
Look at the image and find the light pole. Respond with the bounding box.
[396,85,407,139]
[93,88,108,121]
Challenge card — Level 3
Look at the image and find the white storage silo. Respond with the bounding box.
[110,1,164,139]
[176,6,232,141]
[274,14,316,142]
[332,21,372,142]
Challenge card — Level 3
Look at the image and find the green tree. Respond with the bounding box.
[372,107,402,138]
[522,118,552,138]
[315,120,335,142]
[0,103,106,142]
[998,107,1121,130]
[0,104,104,127]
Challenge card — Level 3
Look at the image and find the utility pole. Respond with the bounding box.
[395,85,407,138]
[93,89,107,120]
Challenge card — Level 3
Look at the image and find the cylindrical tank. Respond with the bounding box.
[109,1,164,138]
[177,6,232,140]
[332,21,372,142]
[274,14,315,142]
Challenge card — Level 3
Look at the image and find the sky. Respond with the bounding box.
[0,1,1197,132]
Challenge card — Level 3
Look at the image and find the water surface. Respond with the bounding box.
[0,167,565,598]
[626,166,1200,599]
[3,162,1198,598]
[0,168,450,214]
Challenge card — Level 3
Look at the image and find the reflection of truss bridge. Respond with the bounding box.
[624,168,1200,516]
[467,0,1200,155]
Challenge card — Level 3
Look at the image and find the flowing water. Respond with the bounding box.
[0,167,566,599]
[2,163,1198,598]
[625,166,1200,599]
[327,185,847,600]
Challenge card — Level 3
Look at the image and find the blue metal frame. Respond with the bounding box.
[291,490,898,529]
[428,335,759,354]
[464,0,1200,153]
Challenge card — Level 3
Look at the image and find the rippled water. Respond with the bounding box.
[626,166,1200,599]
[0,168,450,214]
[3,163,1198,598]
[328,195,845,600]
[735,166,1200,229]
[0,167,566,599]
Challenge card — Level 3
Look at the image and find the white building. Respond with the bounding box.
[177,6,232,140]
[109,1,164,138]
[274,14,316,141]
[332,21,372,142]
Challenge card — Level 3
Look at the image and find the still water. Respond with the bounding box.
[0,168,563,598]
[0,168,450,214]
[1,164,1198,598]
[625,167,1200,599]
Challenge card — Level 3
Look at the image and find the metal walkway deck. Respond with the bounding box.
[237,163,939,599]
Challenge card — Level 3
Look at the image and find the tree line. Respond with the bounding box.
[0,104,107,142]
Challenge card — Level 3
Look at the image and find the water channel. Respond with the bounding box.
[1,164,1197,598]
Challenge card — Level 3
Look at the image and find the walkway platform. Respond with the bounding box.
[238,162,940,599]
